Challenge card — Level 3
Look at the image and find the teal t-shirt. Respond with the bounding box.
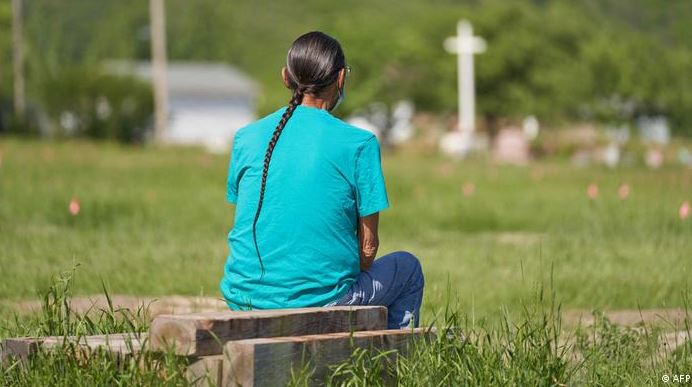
[220,105,389,310]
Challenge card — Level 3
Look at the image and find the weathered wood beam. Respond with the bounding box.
[187,355,224,387]
[1,333,147,365]
[223,327,434,386]
[149,306,387,356]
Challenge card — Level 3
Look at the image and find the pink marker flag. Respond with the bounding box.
[680,201,690,220]
[69,198,81,216]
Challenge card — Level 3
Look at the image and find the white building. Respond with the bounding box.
[107,61,259,152]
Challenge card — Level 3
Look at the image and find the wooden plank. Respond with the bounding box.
[0,338,42,366]
[187,355,224,387]
[661,330,691,352]
[150,306,387,356]
[42,333,146,355]
[0,333,147,365]
[11,295,228,317]
[223,327,434,387]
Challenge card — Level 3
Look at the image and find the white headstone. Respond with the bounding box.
[602,143,620,168]
[389,100,415,144]
[638,116,670,145]
[439,131,468,158]
[493,127,529,165]
[522,115,540,140]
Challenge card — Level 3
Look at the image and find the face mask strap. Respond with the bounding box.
[329,67,348,112]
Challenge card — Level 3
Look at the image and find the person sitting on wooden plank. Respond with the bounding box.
[220,31,424,329]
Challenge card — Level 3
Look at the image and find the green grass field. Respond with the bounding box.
[0,138,690,318]
[1,138,691,385]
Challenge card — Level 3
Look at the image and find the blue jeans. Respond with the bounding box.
[328,251,425,329]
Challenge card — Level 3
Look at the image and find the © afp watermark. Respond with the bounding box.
[662,374,692,383]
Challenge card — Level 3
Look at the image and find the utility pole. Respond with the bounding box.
[149,0,168,141]
[12,0,26,122]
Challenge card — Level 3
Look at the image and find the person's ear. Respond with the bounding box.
[337,68,346,90]
[281,67,291,88]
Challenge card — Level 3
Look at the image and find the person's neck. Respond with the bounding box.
[300,94,333,111]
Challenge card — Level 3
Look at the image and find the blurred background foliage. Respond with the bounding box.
[39,69,152,141]
[0,0,690,139]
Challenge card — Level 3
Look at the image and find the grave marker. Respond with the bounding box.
[443,20,486,156]
[493,127,529,165]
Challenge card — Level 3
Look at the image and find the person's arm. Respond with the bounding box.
[358,213,379,271]
[353,136,388,271]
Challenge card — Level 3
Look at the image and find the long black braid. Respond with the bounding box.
[251,31,346,278]
[251,89,304,276]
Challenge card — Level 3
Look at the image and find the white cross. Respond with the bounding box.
[444,20,486,155]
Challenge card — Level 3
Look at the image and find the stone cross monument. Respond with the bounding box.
[444,20,486,155]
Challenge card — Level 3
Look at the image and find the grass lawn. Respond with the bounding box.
[0,138,690,320]
[1,137,691,385]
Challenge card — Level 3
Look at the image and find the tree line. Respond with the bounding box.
[0,0,690,139]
